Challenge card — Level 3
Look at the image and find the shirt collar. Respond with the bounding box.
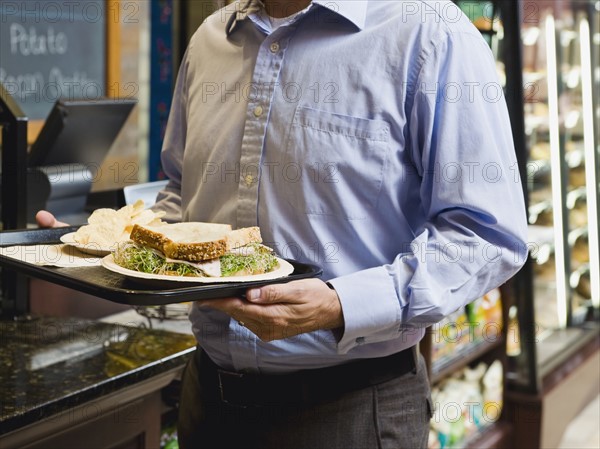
[313,1,368,30]
[226,0,368,35]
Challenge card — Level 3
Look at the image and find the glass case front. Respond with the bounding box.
[458,0,599,392]
[523,0,599,334]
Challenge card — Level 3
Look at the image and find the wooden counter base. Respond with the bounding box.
[1,366,181,449]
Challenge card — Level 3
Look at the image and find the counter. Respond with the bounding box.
[0,315,196,449]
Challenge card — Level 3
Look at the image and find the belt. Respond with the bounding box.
[197,346,417,407]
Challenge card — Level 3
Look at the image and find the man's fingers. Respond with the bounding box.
[200,279,342,341]
[35,210,69,228]
[35,211,55,228]
[247,279,321,304]
[203,296,278,323]
[203,296,246,314]
[247,283,286,303]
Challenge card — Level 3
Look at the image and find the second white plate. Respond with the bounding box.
[60,232,115,256]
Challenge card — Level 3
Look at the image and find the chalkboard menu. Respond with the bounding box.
[0,1,106,120]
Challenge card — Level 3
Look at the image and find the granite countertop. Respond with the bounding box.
[0,315,196,436]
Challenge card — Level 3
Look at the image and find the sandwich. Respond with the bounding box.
[112,222,280,278]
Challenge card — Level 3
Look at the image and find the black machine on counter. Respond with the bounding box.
[0,87,136,316]
[1,97,136,224]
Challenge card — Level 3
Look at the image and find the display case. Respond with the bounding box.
[515,2,600,440]
[456,0,600,383]
[460,1,599,448]
[423,1,599,447]
[497,0,600,391]
[521,0,598,329]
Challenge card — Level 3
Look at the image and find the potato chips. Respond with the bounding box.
[73,200,166,248]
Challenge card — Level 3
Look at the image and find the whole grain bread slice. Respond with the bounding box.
[129,223,262,262]
[163,239,228,261]
[129,224,173,253]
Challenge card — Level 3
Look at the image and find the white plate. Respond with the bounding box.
[101,253,295,284]
[60,232,116,257]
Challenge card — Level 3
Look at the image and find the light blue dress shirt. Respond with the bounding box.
[154,0,528,373]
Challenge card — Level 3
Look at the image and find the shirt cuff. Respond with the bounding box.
[328,266,403,354]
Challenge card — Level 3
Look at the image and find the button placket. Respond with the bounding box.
[236,36,287,228]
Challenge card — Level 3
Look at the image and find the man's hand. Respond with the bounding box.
[202,278,344,341]
[35,210,69,228]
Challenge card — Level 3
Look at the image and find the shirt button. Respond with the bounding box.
[270,42,280,53]
[244,174,255,186]
[253,105,263,117]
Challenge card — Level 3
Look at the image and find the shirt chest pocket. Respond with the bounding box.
[283,106,390,220]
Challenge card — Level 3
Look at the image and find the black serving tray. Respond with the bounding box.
[0,227,322,306]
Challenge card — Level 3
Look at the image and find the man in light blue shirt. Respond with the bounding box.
[150,1,529,447]
[38,0,528,447]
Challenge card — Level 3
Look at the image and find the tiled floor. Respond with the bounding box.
[558,394,600,449]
